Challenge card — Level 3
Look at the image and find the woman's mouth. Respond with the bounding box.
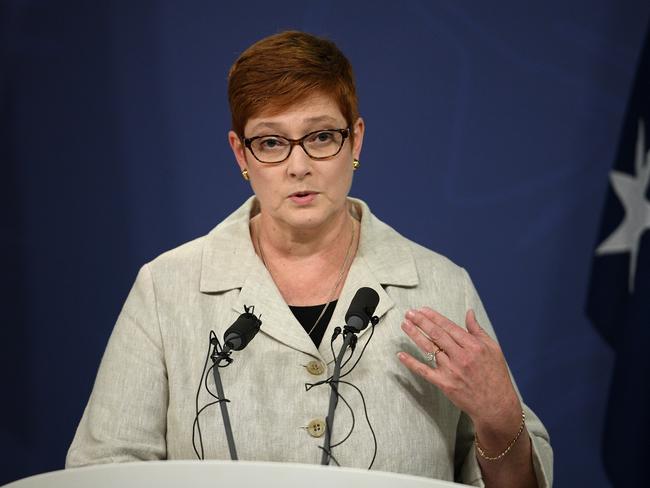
[289,191,318,205]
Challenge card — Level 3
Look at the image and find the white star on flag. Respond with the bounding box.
[596,119,650,293]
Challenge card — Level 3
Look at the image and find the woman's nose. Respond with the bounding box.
[285,146,313,178]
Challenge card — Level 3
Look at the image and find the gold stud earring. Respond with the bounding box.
[241,169,250,181]
[353,159,360,171]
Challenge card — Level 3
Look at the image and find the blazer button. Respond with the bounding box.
[306,360,326,376]
[306,418,327,438]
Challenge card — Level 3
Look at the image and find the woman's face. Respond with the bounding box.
[229,92,364,233]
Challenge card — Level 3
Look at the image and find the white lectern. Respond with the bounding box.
[3,461,472,488]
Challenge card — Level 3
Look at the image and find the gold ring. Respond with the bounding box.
[424,346,443,362]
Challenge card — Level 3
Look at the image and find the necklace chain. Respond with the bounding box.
[256,218,356,336]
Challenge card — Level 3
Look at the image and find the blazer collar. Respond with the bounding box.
[199,196,419,359]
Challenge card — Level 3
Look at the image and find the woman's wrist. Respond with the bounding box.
[472,396,524,454]
[475,409,526,461]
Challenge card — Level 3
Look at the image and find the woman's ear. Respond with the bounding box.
[228,130,248,173]
[351,117,365,160]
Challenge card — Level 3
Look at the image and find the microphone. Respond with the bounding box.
[344,287,380,332]
[321,287,379,466]
[223,308,262,352]
[210,306,262,462]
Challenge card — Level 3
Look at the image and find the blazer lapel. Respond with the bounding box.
[232,264,321,358]
[317,254,395,360]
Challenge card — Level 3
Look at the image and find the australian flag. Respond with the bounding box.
[586,22,650,486]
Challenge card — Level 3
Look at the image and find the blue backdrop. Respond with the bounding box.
[3,1,649,486]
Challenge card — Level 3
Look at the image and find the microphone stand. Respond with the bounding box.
[320,328,357,465]
[211,345,238,460]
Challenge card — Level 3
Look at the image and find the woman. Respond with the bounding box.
[67,31,552,487]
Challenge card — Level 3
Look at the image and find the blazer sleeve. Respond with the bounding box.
[66,264,168,467]
[455,269,554,487]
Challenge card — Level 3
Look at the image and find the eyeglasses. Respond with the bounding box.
[243,128,350,164]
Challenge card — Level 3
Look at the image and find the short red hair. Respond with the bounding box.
[228,31,359,138]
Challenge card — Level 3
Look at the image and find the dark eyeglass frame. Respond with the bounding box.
[243,128,350,164]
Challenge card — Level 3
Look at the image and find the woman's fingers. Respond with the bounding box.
[399,307,520,426]
[418,307,478,347]
[401,318,436,352]
[405,307,482,360]
[401,318,451,366]
[465,309,489,339]
[396,351,445,385]
[403,310,461,360]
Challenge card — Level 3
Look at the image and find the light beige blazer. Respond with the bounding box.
[66,197,552,487]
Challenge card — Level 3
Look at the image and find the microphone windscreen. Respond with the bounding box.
[344,287,380,332]
[223,312,262,351]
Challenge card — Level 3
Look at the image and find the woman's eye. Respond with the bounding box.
[259,138,287,150]
[309,131,335,144]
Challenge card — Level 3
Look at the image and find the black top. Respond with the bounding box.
[289,300,338,348]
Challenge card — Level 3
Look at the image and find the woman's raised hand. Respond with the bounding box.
[398,307,522,439]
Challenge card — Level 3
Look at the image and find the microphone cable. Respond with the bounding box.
[305,317,379,469]
[339,316,377,380]
[192,305,261,460]
[335,379,377,468]
[192,330,231,460]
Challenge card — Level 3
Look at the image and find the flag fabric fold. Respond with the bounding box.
[586,22,650,486]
